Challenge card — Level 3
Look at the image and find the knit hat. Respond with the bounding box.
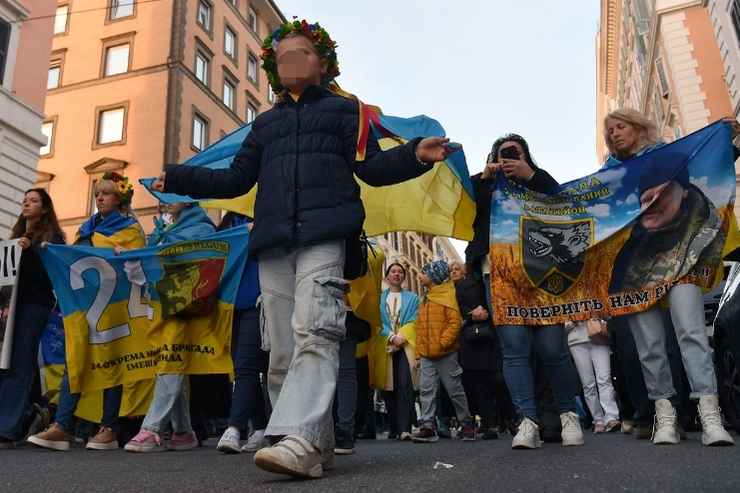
[422,260,450,285]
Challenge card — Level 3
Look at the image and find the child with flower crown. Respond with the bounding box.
[154,20,454,478]
[28,172,146,452]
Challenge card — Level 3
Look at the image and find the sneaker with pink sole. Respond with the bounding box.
[169,431,199,451]
[124,430,165,453]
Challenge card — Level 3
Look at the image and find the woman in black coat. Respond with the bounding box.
[450,261,508,439]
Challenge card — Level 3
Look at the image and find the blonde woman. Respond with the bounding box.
[602,109,739,446]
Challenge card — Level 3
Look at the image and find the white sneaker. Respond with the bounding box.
[652,399,680,445]
[511,417,542,449]
[217,427,241,454]
[698,395,735,447]
[242,429,269,453]
[560,412,585,446]
[254,435,323,479]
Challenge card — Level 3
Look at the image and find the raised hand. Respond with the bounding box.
[415,137,454,164]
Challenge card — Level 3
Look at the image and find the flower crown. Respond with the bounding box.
[102,171,134,204]
[260,19,339,94]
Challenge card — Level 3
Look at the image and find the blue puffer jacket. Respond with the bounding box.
[164,85,430,255]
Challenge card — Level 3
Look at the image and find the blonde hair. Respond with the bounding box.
[95,179,132,216]
[603,108,659,156]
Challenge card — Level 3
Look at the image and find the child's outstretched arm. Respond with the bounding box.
[353,133,453,187]
[157,131,262,199]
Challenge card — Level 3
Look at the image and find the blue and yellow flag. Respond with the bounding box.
[490,121,740,325]
[141,91,475,240]
[40,228,249,394]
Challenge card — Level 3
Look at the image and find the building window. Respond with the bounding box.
[109,0,135,20]
[47,64,61,89]
[96,106,127,145]
[0,19,8,84]
[223,78,236,110]
[196,1,212,32]
[224,26,237,60]
[732,0,740,44]
[247,5,258,34]
[192,112,209,151]
[653,91,664,126]
[195,50,210,86]
[54,5,70,35]
[104,43,130,76]
[247,52,258,85]
[40,120,55,156]
[655,57,669,97]
[246,102,257,123]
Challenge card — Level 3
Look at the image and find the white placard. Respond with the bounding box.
[0,239,22,370]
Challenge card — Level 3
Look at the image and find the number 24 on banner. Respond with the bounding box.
[70,257,153,345]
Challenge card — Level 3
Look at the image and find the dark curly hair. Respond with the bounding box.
[489,133,539,170]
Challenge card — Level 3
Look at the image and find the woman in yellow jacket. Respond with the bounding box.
[411,260,476,443]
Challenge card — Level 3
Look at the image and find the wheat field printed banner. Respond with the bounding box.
[489,122,740,326]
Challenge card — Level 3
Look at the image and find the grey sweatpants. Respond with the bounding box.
[258,240,347,451]
[419,352,471,425]
[625,283,717,401]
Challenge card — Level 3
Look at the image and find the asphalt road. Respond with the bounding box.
[2,431,740,493]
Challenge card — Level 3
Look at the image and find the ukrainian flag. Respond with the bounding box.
[141,91,475,241]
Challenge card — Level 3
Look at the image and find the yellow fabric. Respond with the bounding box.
[425,280,459,312]
[347,246,385,333]
[368,321,417,390]
[722,213,740,258]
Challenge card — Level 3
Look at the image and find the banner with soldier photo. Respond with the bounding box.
[489,122,740,326]
[0,239,22,369]
[39,228,249,393]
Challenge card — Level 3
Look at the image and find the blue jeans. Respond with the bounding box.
[0,303,51,441]
[142,374,191,434]
[228,308,268,431]
[56,373,122,433]
[497,324,577,421]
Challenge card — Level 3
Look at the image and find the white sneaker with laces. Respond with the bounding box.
[652,399,680,445]
[242,429,269,453]
[217,427,241,454]
[560,412,585,446]
[254,435,323,479]
[511,417,542,449]
[698,395,735,447]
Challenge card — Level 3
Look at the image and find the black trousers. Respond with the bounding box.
[611,318,653,425]
[354,356,375,437]
[462,370,497,427]
[383,351,415,435]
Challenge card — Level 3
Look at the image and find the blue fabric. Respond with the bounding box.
[77,211,137,241]
[147,205,215,247]
[40,309,65,365]
[0,304,50,440]
[601,142,665,169]
[379,289,419,338]
[223,216,260,310]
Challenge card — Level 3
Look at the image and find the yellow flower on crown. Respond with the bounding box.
[102,171,134,204]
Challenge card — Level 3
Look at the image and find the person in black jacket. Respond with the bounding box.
[0,189,65,448]
[465,134,583,449]
[450,261,503,440]
[154,21,453,479]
